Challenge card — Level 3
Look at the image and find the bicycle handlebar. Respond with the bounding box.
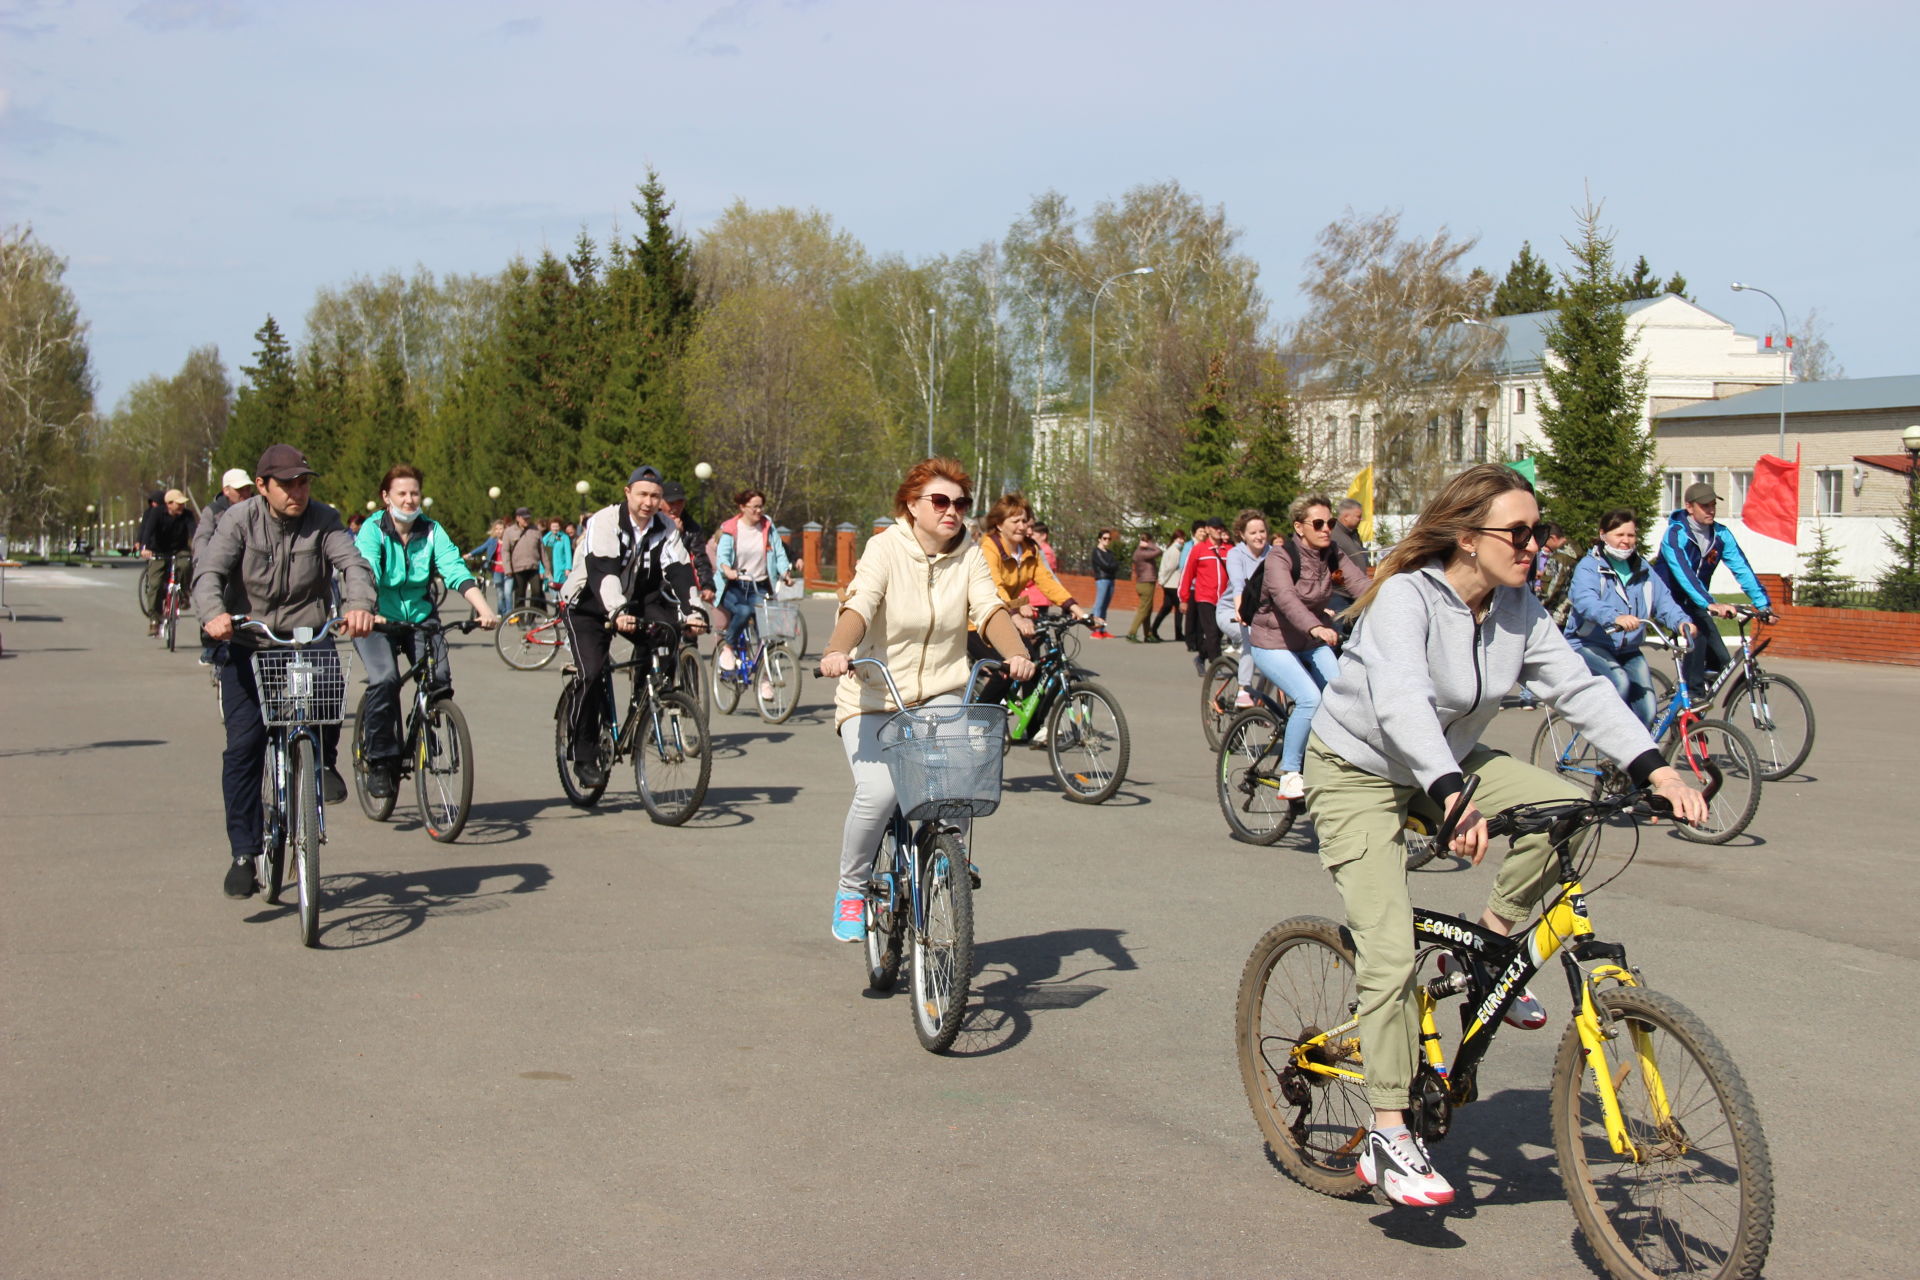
[372,616,483,636]
[811,655,1007,707]
[229,615,350,646]
[1443,771,1678,848]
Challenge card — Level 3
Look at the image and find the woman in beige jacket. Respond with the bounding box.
[818,458,1034,943]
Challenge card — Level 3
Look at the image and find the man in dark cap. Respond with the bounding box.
[194,444,376,900]
[1653,480,1773,693]
[502,505,543,609]
[661,480,716,608]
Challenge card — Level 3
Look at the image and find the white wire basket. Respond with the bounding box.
[877,702,1007,820]
[754,599,803,645]
[250,644,353,727]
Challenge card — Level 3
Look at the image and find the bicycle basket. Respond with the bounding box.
[250,644,353,727]
[877,702,1007,820]
[754,599,803,644]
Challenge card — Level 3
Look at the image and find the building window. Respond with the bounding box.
[1514,387,1527,414]
[1426,415,1441,456]
[1473,407,1489,461]
[1325,416,1337,451]
[1729,470,1752,518]
[1664,471,1685,512]
[1816,469,1843,515]
[1448,409,1465,461]
[1692,471,1714,493]
[1348,414,1361,460]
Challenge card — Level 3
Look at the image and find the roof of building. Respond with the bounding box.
[1856,453,1916,475]
[1655,374,1920,422]
[1471,296,1687,374]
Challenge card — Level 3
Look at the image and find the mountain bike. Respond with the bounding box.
[834,656,1005,1053]
[711,599,802,724]
[495,600,569,671]
[1001,611,1130,804]
[1644,605,1811,781]
[553,615,710,824]
[351,617,482,843]
[1530,623,1762,844]
[234,615,355,948]
[1236,776,1772,1280]
[1214,683,1440,868]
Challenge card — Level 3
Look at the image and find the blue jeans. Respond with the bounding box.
[1249,643,1340,772]
[492,572,511,615]
[1579,645,1657,728]
[721,578,766,652]
[1091,578,1115,627]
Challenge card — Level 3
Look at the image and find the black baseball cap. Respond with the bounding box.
[627,465,663,487]
[256,444,317,481]
[661,481,687,502]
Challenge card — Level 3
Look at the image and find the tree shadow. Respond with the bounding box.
[0,738,167,759]
[245,861,553,949]
[941,927,1140,1057]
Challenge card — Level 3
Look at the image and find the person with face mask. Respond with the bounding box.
[352,465,501,798]
[1563,508,1694,728]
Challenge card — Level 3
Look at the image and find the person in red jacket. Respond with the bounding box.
[1179,518,1232,675]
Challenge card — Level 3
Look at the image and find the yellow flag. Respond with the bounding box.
[1346,466,1374,543]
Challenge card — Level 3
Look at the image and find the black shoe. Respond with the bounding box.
[575,759,608,789]
[323,767,348,805]
[367,760,399,799]
[224,858,256,899]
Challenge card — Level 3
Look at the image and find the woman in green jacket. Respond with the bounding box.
[352,465,500,798]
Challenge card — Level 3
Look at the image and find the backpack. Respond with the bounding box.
[1239,541,1340,625]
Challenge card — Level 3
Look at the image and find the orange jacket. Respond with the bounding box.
[979,532,1075,609]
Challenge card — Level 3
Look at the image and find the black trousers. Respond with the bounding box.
[216,643,339,861]
[1680,606,1731,695]
[1150,586,1181,639]
[352,626,449,762]
[564,599,681,762]
[513,569,543,610]
[1192,606,1224,663]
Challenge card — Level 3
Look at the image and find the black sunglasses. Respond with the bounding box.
[1300,517,1332,531]
[919,493,973,514]
[1471,523,1548,551]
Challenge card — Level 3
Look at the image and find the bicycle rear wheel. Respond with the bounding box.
[1047,681,1130,804]
[1200,655,1240,750]
[1720,672,1813,782]
[635,691,709,825]
[1664,718,1762,844]
[496,607,559,671]
[1216,707,1295,845]
[755,643,800,724]
[1551,985,1772,1280]
[351,688,397,822]
[1235,916,1370,1199]
[256,748,285,904]
[910,832,974,1052]
[416,699,474,842]
[864,819,908,993]
[677,643,709,719]
[554,677,610,808]
[289,737,321,947]
[711,642,745,715]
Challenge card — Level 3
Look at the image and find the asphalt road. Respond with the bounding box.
[3,562,1913,1278]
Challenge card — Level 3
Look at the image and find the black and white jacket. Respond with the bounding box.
[560,502,698,619]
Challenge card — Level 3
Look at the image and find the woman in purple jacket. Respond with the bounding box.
[1245,495,1372,799]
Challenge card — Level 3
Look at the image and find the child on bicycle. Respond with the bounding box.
[352,465,500,798]
[1304,463,1707,1207]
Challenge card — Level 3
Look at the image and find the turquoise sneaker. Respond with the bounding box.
[831,892,865,943]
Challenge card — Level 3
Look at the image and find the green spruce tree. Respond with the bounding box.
[1794,520,1853,607]
[1534,203,1658,543]
[219,316,297,475]
[1877,475,1920,612]
[1491,241,1559,316]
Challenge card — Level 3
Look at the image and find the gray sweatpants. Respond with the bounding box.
[836,694,968,896]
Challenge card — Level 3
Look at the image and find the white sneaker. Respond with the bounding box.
[1030,725,1050,747]
[1358,1128,1454,1207]
[717,645,738,672]
[1233,689,1255,709]
[1437,952,1547,1029]
[1277,771,1306,800]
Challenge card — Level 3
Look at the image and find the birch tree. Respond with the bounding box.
[0,226,95,545]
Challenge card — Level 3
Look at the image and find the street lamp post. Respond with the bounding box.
[575,479,591,524]
[926,308,937,457]
[1730,283,1791,457]
[1087,266,1155,468]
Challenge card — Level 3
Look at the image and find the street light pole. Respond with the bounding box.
[1730,283,1791,457]
[1087,267,1155,468]
[926,307,936,457]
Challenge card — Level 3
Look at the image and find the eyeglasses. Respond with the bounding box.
[1471,523,1548,551]
[1300,518,1331,531]
[919,493,973,514]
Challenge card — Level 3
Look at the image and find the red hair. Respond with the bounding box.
[893,456,972,517]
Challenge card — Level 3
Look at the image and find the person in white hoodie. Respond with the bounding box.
[1303,463,1708,1209]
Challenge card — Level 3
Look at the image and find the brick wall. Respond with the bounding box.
[1752,572,1920,667]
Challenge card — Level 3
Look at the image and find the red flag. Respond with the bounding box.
[1743,448,1799,545]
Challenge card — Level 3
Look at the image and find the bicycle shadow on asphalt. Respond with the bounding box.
[244,861,553,949]
[683,783,802,829]
[386,797,542,846]
[940,927,1139,1058]
[706,729,795,761]
[0,737,167,758]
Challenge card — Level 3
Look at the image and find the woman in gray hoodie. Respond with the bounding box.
[1303,463,1708,1208]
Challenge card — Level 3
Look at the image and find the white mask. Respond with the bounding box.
[1603,543,1632,561]
[388,503,420,526]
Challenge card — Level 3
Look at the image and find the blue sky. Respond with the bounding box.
[3,0,1912,410]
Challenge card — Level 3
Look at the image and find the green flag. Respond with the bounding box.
[1507,457,1537,487]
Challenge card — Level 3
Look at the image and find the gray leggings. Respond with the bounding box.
[836,695,968,895]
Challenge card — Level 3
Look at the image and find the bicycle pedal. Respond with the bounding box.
[968,863,982,890]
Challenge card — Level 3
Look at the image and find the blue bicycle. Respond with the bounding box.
[711,599,801,724]
[1528,623,1761,845]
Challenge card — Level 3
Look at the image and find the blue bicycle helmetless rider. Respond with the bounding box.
[1653,480,1772,696]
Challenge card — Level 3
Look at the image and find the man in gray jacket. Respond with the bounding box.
[194,444,376,899]
[502,506,544,609]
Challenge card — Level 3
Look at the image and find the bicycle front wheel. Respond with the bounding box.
[1200,655,1240,750]
[1235,916,1370,1199]
[1047,681,1130,804]
[1530,710,1610,791]
[1720,672,1814,782]
[755,643,800,724]
[1216,707,1296,845]
[1664,718,1762,844]
[711,643,744,715]
[910,832,974,1053]
[554,678,610,808]
[162,591,178,651]
[415,699,474,843]
[289,737,322,947]
[635,691,709,826]
[864,820,908,993]
[351,688,397,822]
[1551,985,1772,1280]
[496,607,558,671]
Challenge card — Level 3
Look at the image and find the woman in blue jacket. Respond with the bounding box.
[1563,508,1694,727]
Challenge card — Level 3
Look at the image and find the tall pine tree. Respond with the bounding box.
[1535,204,1658,543]
[219,316,297,475]
[1491,242,1559,316]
